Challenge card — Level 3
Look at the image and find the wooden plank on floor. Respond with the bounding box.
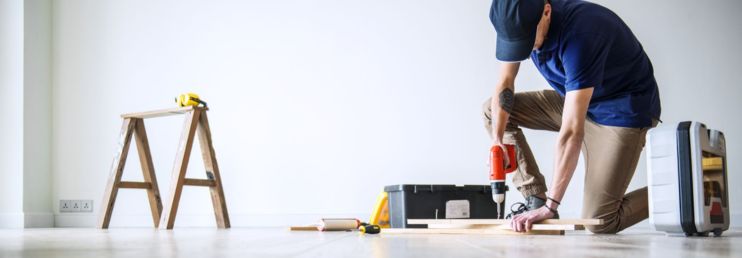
[428,224,582,231]
[382,228,564,235]
[289,226,319,231]
[121,106,208,119]
[407,219,603,226]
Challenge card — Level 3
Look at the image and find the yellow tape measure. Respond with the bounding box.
[175,93,207,107]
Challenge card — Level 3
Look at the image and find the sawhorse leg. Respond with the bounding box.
[160,110,231,229]
[98,118,163,228]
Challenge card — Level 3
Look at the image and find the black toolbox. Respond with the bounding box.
[384,184,500,228]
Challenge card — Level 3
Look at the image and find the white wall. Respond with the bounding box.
[0,0,54,228]
[50,0,742,227]
[23,0,53,227]
[0,0,25,228]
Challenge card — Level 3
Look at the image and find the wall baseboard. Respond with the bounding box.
[1,212,54,228]
[24,212,54,228]
[0,212,25,228]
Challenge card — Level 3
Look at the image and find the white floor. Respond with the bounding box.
[0,227,739,258]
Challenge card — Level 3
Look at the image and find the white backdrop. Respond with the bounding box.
[50,0,742,227]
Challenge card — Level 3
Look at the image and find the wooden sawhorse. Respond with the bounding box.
[98,106,230,229]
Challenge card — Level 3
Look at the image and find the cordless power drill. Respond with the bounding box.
[490,144,517,219]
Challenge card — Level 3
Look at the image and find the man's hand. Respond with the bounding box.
[510,206,556,232]
[492,141,512,168]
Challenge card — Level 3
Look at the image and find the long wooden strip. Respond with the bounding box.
[428,224,582,231]
[408,219,603,226]
[382,228,564,235]
[289,226,320,231]
[121,106,208,119]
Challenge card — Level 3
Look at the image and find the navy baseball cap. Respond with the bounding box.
[490,0,545,62]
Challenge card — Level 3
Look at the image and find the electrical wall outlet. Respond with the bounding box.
[60,200,94,213]
[60,200,72,212]
[70,201,81,212]
[80,200,93,212]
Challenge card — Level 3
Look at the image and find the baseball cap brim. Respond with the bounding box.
[495,34,536,62]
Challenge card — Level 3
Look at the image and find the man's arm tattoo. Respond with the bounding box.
[499,88,515,114]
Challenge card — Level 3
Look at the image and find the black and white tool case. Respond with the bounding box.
[647,121,730,236]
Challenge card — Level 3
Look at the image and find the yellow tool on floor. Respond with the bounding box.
[359,224,381,234]
[369,191,390,228]
[175,93,207,107]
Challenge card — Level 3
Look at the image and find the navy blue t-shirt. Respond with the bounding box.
[531,0,661,128]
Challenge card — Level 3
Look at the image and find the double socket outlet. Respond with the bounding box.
[60,200,93,212]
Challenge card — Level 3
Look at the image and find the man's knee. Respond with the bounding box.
[582,202,621,234]
[583,202,623,234]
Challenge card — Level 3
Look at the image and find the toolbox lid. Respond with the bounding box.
[384,184,491,193]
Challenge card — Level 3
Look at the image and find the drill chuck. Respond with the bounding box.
[489,144,516,219]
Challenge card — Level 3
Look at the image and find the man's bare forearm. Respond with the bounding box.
[548,87,593,204]
[490,63,520,143]
[491,84,513,142]
[549,130,583,202]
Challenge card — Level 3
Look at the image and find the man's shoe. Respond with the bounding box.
[506,195,559,219]
[525,195,546,211]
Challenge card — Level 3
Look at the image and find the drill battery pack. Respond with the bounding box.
[647,121,730,236]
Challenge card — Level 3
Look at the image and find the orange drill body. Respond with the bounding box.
[489,144,517,218]
[489,145,517,181]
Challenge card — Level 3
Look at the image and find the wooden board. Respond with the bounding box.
[382,228,564,236]
[289,226,320,231]
[121,106,208,119]
[407,219,603,226]
[428,224,583,231]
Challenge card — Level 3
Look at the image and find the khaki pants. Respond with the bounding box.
[482,90,655,234]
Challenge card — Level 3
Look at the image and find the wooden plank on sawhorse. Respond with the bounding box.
[98,118,163,228]
[121,106,199,119]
